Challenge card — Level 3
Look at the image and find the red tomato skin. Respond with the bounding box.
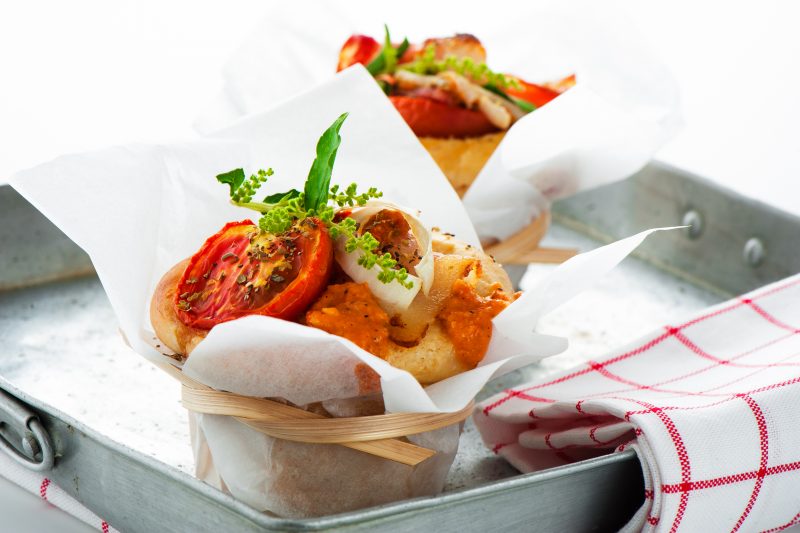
[504,78,562,108]
[337,35,381,71]
[389,96,499,138]
[175,219,333,329]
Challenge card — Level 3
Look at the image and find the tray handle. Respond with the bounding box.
[0,387,54,471]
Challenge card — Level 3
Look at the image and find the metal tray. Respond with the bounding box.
[2,162,798,532]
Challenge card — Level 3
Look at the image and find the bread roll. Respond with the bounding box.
[151,231,514,385]
[419,132,505,197]
[150,259,206,357]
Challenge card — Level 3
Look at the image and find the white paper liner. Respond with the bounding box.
[10,67,674,515]
[10,67,670,415]
[193,0,681,241]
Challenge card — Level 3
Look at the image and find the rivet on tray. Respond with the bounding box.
[743,238,766,267]
[22,431,40,458]
[682,210,703,239]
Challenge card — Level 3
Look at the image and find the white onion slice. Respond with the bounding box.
[334,200,434,311]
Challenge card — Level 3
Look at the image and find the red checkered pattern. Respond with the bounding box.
[475,274,800,532]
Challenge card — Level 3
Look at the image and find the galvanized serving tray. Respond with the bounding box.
[2,162,798,532]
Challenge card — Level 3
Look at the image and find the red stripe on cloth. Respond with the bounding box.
[674,271,800,331]
[481,389,557,415]
[492,442,511,454]
[751,276,800,300]
[101,521,109,533]
[744,299,800,333]
[600,348,800,405]
[623,371,800,417]
[541,434,576,462]
[674,301,742,330]
[731,395,770,532]
[662,460,800,494]
[487,311,795,415]
[488,274,800,409]
[514,391,556,403]
[644,489,654,499]
[39,478,51,501]
[627,399,691,533]
[672,330,731,364]
[674,271,800,330]
[577,332,800,402]
[762,511,800,533]
[483,331,675,415]
[653,333,799,389]
[588,423,630,447]
[590,361,654,390]
[484,276,800,415]
[599,331,674,367]
[647,516,660,525]
[588,425,602,445]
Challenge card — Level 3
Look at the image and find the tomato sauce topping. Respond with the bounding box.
[304,282,391,358]
[437,279,512,369]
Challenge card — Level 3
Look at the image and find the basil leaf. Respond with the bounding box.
[263,189,300,204]
[366,53,386,75]
[483,83,508,98]
[510,96,537,113]
[304,113,349,212]
[367,25,408,76]
[216,168,245,197]
[376,78,392,95]
[483,84,537,114]
[396,37,410,59]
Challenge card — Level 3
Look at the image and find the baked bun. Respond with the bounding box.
[151,231,514,385]
[305,230,514,384]
[419,132,505,197]
[382,230,512,383]
[150,259,207,357]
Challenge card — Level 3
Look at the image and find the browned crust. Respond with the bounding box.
[419,132,505,197]
[151,233,513,386]
[150,259,207,357]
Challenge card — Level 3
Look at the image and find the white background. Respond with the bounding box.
[1,1,799,530]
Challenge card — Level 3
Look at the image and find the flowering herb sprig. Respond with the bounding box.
[215,112,413,289]
[400,43,520,90]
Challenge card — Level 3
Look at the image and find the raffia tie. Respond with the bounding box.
[157,362,472,466]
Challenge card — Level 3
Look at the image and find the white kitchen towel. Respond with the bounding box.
[476,274,800,532]
[0,452,118,532]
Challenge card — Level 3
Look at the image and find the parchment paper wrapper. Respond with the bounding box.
[190,399,462,517]
[194,0,682,241]
[10,68,670,515]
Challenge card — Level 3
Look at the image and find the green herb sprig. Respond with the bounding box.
[366,24,410,77]
[215,113,414,289]
[365,25,534,112]
[400,43,520,90]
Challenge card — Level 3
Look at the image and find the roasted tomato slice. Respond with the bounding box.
[175,218,333,329]
[505,77,563,108]
[337,35,382,72]
[389,96,499,138]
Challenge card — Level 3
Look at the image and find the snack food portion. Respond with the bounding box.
[337,27,575,196]
[150,112,517,385]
